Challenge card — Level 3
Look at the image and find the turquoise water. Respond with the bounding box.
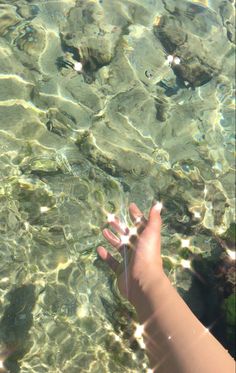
[0,0,235,372]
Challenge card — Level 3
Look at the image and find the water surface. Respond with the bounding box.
[0,0,235,372]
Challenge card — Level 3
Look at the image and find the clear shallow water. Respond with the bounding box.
[0,0,235,372]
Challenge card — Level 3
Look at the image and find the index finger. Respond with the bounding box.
[129,203,145,224]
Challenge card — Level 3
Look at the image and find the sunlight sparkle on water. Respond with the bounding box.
[40,206,50,213]
[180,259,192,269]
[114,334,121,342]
[193,211,201,219]
[134,323,144,339]
[0,359,5,371]
[77,304,89,318]
[107,213,115,223]
[0,277,8,283]
[135,216,142,224]
[181,238,190,248]
[173,56,181,65]
[73,62,83,72]
[120,235,130,245]
[120,222,128,232]
[129,226,138,236]
[167,55,174,64]
[226,249,236,260]
[134,323,146,349]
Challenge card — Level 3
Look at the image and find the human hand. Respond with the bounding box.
[97,202,165,306]
[98,204,236,373]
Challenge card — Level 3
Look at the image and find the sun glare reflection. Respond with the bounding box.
[107,212,116,223]
[134,323,144,339]
[120,235,130,245]
[180,259,192,269]
[133,323,146,349]
[129,226,138,236]
[181,238,190,248]
[120,222,128,232]
[0,359,4,369]
[226,249,236,260]
[135,216,142,224]
[0,350,9,373]
[193,210,201,219]
[40,206,50,213]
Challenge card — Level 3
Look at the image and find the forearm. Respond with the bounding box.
[134,273,235,373]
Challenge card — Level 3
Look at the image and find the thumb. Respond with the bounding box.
[147,202,162,232]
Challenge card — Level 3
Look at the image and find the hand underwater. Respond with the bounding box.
[97,202,164,305]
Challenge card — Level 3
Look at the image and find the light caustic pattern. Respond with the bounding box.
[0,0,235,371]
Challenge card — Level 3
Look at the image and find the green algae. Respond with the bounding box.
[222,294,236,357]
[223,294,236,328]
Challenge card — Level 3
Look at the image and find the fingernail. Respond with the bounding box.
[153,201,163,212]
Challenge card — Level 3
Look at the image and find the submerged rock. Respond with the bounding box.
[154,2,230,87]
[0,4,21,36]
[60,2,121,73]
[219,268,235,357]
[222,294,236,335]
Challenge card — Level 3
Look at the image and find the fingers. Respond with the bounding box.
[109,218,128,235]
[103,203,147,251]
[129,202,147,235]
[103,229,131,256]
[97,246,119,272]
[97,202,163,272]
[129,203,145,224]
[106,203,146,237]
[103,228,120,248]
[103,202,161,249]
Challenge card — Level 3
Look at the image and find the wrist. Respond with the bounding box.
[132,271,170,323]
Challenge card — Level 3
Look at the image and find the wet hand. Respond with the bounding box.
[97,202,164,305]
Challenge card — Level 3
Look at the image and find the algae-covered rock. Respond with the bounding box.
[223,294,236,327]
[222,294,236,357]
[221,223,236,245]
[219,0,235,44]
[16,4,39,20]
[76,127,155,178]
[0,285,36,372]
[123,24,172,86]
[0,4,21,36]
[176,268,205,319]
[154,2,229,87]
[15,24,46,57]
[61,1,121,70]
